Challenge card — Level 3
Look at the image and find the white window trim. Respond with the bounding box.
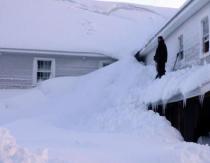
[178,34,185,61]
[32,57,55,86]
[98,60,112,68]
[200,16,210,58]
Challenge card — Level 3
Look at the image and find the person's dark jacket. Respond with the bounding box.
[154,40,168,64]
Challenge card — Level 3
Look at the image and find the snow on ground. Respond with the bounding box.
[0,0,176,59]
[0,58,210,162]
[0,90,31,100]
[0,1,209,162]
[0,128,48,163]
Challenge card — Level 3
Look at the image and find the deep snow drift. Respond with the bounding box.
[0,58,210,162]
[0,0,176,59]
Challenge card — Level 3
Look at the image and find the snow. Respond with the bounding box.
[0,90,31,100]
[0,58,210,162]
[98,0,187,8]
[0,0,176,59]
[142,64,210,104]
[0,128,48,163]
[0,1,209,162]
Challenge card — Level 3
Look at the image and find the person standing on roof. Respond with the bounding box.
[154,36,168,79]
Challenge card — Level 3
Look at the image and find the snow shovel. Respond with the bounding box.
[172,52,180,71]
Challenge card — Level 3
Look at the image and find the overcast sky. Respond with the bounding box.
[98,0,187,8]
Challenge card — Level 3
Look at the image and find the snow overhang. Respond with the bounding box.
[148,80,210,107]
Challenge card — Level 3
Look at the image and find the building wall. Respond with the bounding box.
[146,3,210,71]
[0,52,115,88]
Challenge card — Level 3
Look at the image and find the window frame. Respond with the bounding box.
[178,34,184,61]
[201,16,209,56]
[33,58,55,85]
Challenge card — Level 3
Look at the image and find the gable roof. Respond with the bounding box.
[0,48,109,58]
[0,0,175,59]
[140,0,210,56]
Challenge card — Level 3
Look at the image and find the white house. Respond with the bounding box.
[140,0,210,70]
[0,0,175,88]
[0,0,119,88]
[0,48,115,88]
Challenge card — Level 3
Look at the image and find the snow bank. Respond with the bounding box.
[1,59,210,162]
[0,128,48,163]
[2,59,210,135]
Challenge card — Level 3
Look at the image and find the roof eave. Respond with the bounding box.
[0,47,112,58]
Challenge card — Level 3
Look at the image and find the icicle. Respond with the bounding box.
[199,94,205,107]
[151,103,155,111]
[152,103,158,112]
[155,103,159,112]
[153,104,156,112]
[162,100,168,115]
[182,95,187,109]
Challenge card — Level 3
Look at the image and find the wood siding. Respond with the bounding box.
[0,52,115,88]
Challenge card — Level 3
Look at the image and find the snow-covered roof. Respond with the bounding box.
[0,48,109,58]
[0,0,176,59]
[140,0,210,55]
[142,64,210,106]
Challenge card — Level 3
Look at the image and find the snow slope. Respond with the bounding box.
[0,0,176,59]
[0,58,210,162]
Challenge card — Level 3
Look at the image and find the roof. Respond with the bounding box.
[143,63,210,106]
[149,80,210,106]
[0,0,175,59]
[0,48,109,58]
[140,0,210,55]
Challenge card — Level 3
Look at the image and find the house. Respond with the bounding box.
[139,0,210,142]
[0,0,122,89]
[0,0,178,89]
[140,0,210,70]
[0,48,115,88]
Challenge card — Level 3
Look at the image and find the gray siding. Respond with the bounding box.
[0,53,33,88]
[0,52,115,88]
[55,55,110,77]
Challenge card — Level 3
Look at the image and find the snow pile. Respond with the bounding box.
[0,59,210,162]
[0,0,176,59]
[0,128,48,163]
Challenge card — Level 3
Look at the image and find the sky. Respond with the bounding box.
[98,0,187,8]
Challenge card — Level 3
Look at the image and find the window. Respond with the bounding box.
[178,35,184,60]
[33,58,55,84]
[202,17,209,54]
[37,60,52,82]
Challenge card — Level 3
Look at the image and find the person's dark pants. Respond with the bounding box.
[155,62,166,79]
